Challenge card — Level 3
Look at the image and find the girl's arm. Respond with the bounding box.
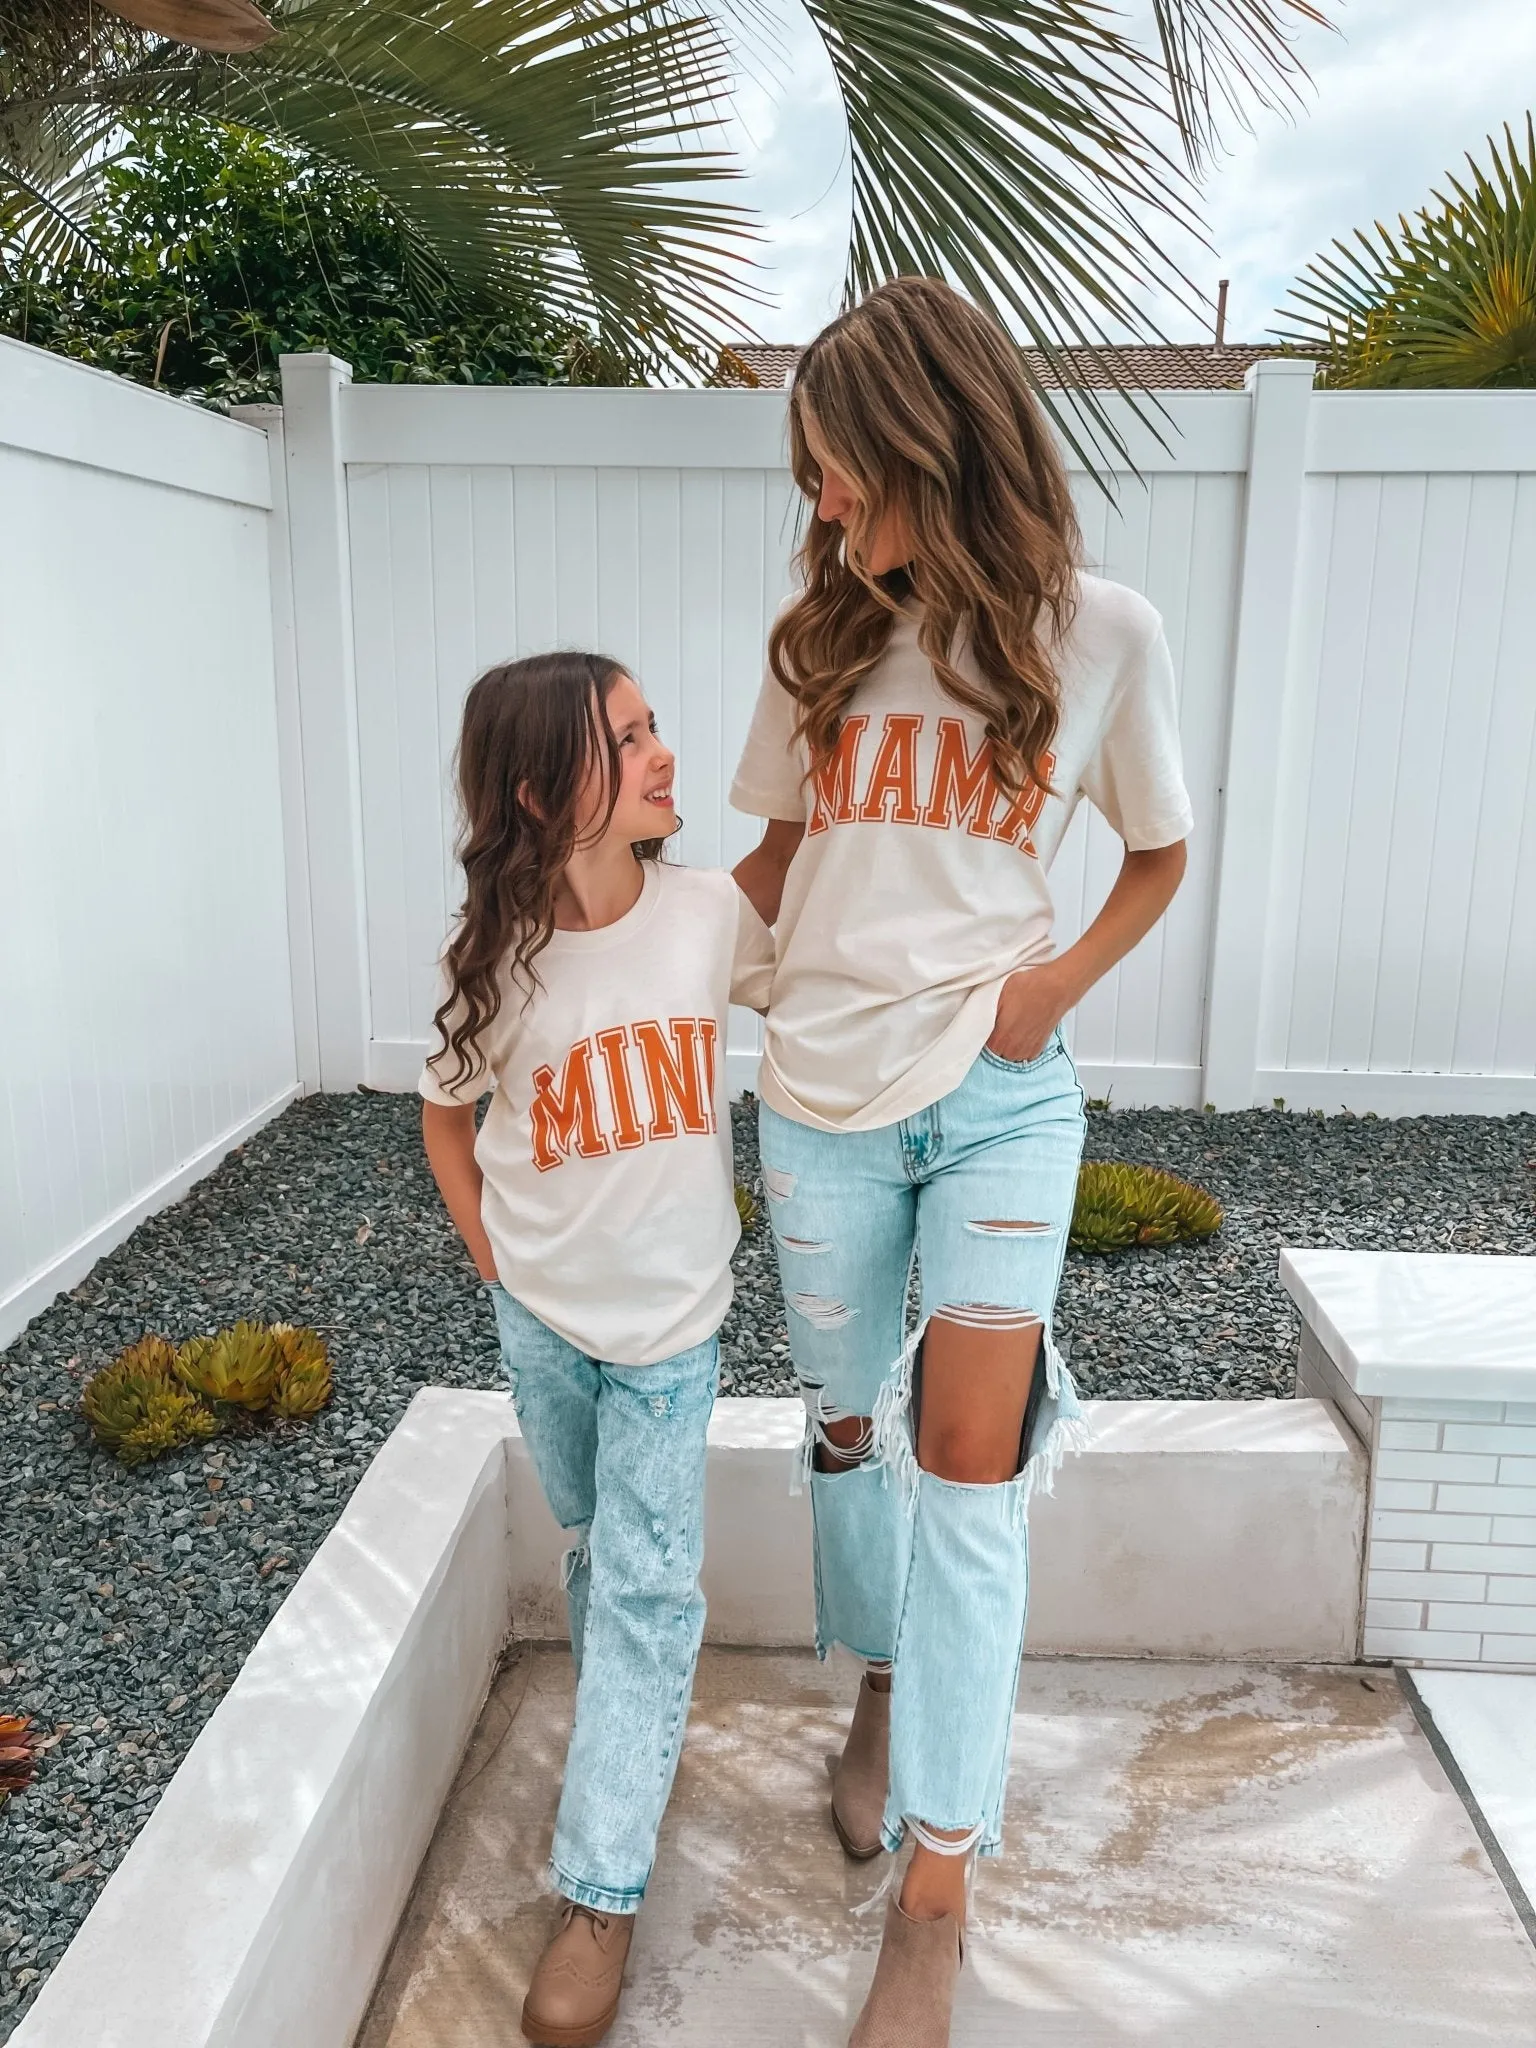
[733,818,806,927]
[421,1101,499,1282]
[988,840,1188,1063]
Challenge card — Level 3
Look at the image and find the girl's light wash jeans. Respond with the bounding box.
[759,1033,1088,1859]
[490,1285,718,1913]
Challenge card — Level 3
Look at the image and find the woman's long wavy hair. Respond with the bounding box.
[428,652,666,1091]
[770,276,1081,801]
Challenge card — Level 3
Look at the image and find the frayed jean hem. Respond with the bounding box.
[547,1861,645,1915]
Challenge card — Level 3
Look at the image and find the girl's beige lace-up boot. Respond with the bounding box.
[520,1901,634,2047]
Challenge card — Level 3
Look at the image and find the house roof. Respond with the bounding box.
[718,340,1295,392]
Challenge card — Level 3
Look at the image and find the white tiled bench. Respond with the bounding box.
[1281,1249,1536,1673]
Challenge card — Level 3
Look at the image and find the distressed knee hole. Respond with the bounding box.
[647,1392,673,1417]
[963,1218,1055,1235]
[764,1166,797,1202]
[933,1303,1045,1333]
[812,1411,875,1472]
[776,1234,831,1255]
[788,1291,859,1330]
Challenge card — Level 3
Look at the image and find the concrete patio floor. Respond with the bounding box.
[359,1648,1536,2048]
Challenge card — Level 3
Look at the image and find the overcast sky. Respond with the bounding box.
[721,0,1536,346]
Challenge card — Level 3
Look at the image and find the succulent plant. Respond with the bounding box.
[0,1714,39,1805]
[268,1323,333,1418]
[175,1319,281,1409]
[734,1182,758,1231]
[1070,1161,1223,1255]
[118,1384,220,1466]
[81,1335,221,1464]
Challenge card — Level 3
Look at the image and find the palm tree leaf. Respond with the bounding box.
[1274,117,1536,389]
[11,0,763,374]
[1147,0,1328,171]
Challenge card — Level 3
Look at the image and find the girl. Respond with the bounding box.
[420,651,771,2048]
[732,278,1193,2045]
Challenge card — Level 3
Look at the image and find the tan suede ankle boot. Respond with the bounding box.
[848,1892,964,2047]
[521,1901,634,2047]
[831,1673,890,1860]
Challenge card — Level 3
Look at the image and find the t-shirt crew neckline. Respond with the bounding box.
[542,859,660,954]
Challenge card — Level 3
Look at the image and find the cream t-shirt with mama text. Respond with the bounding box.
[730,575,1194,1132]
[420,864,773,1365]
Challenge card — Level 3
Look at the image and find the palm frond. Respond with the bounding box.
[1274,117,1536,390]
[5,0,763,374]
[1148,0,1328,171]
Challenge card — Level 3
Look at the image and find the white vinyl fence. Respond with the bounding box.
[0,340,297,1347]
[5,341,1536,1345]
[258,356,1536,1118]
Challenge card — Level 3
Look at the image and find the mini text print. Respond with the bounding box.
[531,1018,719,1171]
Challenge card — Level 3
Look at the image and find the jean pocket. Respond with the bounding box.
[980,1029,1063,1075]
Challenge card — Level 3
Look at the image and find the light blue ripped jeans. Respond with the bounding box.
[759,1034,1088,1859]
[490,1286,718,1913]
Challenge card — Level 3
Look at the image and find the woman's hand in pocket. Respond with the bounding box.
[986,961,1072,1064]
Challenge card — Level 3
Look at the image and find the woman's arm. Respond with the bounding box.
[421,1100,499,1282]
[733,818,806,927]
[988,840,1188,1063]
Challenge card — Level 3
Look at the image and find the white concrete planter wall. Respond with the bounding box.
[12,1385,1365,2048]
[1284,1250,1536,1674]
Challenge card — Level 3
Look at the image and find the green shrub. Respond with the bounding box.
[1070,1161,1223,1254]
[0,114,590,408]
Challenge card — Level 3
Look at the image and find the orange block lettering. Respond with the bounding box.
[530,1039,610,1172]
[858,714,923,824]
[807,716,869,836]
[698,1017,719,1100]
[633,1018,716,1140]
[921,717,999,838]
[593,1026,644,1151]
[992,749,1055,854]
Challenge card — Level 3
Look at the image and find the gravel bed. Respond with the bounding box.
[3,1092,1534,2030]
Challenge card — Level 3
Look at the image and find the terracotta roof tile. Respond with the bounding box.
[719,340,1300,392]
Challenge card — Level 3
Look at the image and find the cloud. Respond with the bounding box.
[727,0,1536,344]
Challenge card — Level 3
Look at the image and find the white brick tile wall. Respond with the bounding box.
[1437,1484,1536,1515]
[1380,1399,1503,1422]
[1374,1480,1436,1509]
[1482,1636,1536,1663]
[1442,1423,1536,1453]
[1430,1544,1536,1574]
[1369,1541,1428,1570]
[1378,1420,1440,1450]
[1427,1602,1536,1633]
[1366,1570,1486,1602]
[1376,1449,1499,1483]
[1373,1511,1491,1542]
[1293,1307,1536,1672]
[1364,1627,1481,1661]
[1365,1598,1424,1628]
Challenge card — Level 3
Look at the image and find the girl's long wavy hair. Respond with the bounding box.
[770,276,1081,801]
[428,651,666,1091]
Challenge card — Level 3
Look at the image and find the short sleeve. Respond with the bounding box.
[1077,620,1195,851]
[417,953,499,1105]
[729,660,806,822]
[729,888,776,1013]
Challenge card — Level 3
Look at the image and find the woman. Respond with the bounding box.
[732,277,1192,2045]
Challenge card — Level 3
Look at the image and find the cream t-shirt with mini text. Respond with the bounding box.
[730,575,1194,1132]
[419,864,774,1365]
